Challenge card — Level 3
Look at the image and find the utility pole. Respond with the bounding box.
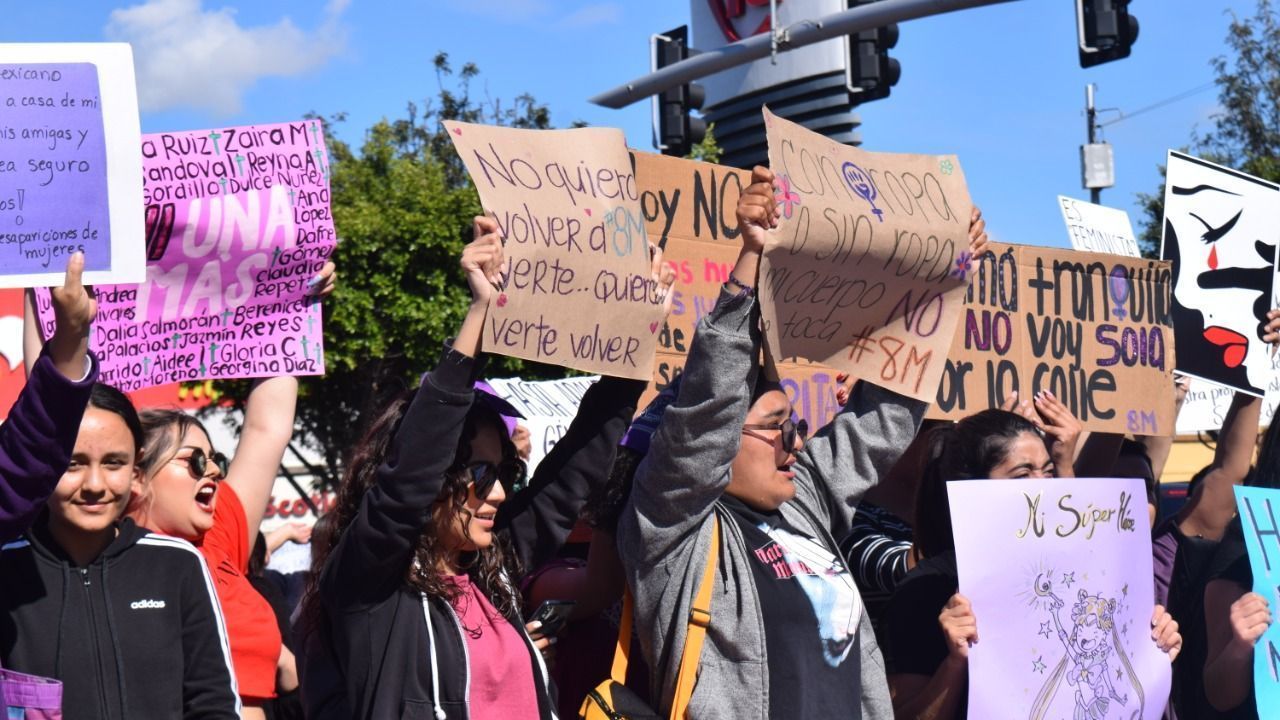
[1086,84,1099,203]
[1081,83,1114,204]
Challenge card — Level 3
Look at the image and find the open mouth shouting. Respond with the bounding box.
[194,481,219,513]
[1203,325,1249,368]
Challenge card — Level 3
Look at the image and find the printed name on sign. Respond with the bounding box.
[34,119,336,391]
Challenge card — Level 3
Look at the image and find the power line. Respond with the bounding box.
[1098,81,1218,128]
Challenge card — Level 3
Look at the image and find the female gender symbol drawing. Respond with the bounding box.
[841,162,884,222]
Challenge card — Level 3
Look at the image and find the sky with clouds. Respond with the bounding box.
[0,0,1259,247]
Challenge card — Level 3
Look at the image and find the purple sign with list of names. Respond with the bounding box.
[0,63,110,273]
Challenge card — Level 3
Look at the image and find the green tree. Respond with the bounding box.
[213,54,561,488]
[1136,0,1280,257]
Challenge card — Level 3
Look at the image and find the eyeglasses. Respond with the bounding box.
[742,417,808,450]
[172,447,229,480]
[467,459,526,498]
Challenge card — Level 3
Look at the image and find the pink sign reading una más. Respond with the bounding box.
[36,119,336,391]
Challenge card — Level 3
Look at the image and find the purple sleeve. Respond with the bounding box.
[0,347,97,542]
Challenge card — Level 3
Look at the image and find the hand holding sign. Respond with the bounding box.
[49,251,96,380]
[736,165,779,254]
[465,215,507,306]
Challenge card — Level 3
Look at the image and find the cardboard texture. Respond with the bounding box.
[445,121,665,381]
[35,119,335,391]
[760,108,973,402]
[632,151,842,431]
[928,242,1176,435]
[1160,151,1280,398]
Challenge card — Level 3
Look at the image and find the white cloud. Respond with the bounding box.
[558,3,623,29]
[105,0,349,115]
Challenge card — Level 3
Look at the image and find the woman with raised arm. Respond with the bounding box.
[616,166,988,719]
[298,218,671,720]
[3,254,240,719]
[126,261,335,719]
[886,403,1182,720]
[4,253,98,541]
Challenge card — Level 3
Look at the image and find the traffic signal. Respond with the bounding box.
[848,1,900,105]
[655,26,706,157]
[1076,0,1139,68]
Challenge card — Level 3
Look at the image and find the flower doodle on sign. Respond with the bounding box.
[841,162,884,222]
[940,158,955,175]
[951,251,973,281]
[775,174,801,219]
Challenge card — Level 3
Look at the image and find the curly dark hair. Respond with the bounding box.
[914,409,1042,560]
[301,388,525,636]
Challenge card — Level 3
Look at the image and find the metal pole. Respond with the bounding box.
[589,0,1022,108]
[1086,83,1100,204]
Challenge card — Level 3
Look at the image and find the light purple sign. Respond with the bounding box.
[35,119,335,391]
[949,477,1172,720]
[0,63,110,272]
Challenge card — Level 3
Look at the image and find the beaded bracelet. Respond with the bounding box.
[726,271,755,298]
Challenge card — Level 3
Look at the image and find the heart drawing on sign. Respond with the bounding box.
[496,294,508,308]
[584,208,592,216]
[649,321,659,334]
[452,128,462,135]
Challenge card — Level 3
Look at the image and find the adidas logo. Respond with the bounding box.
[129,599,166,610]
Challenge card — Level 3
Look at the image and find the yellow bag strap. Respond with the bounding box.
[669,515,720,720]
[606,516,721,719]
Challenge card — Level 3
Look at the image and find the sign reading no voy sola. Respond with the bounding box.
[0,43,144,287]
[759,108,973,402]
[950,477,1171,720]
[446,121,666,381]
[35,119,336,391]
[1233,486,1280,718]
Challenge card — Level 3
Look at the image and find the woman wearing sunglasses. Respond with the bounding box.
[126,262,336,720]
[617,166,989,720]
[299,217,673,720]
[2,256,240,718]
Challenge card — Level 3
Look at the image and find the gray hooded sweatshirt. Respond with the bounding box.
[618,287,926,720]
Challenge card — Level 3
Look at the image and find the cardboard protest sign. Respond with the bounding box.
[1058,196,1140,257]
[35,120,336,391]
[760,108,973,402]
[0,43,144,286]
[445,122,666,381]
[1161,151,1280,398]
[1232,486,1280,717]
[950,477,1172,720]
[485,375,597,472]
[632,150,842,431]
[930,243,1176,435]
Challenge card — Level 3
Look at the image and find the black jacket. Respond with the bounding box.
[310,346,643,720]
[0,516,240,719]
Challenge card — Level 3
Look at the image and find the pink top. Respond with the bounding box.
[445,575,539,720]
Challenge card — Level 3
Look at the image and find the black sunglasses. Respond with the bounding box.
[174,447,229,480]
[466,459,527,498]
[742,417,809,449]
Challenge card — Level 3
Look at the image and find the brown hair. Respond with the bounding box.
[128,408,216,518]
[301,390,524,635]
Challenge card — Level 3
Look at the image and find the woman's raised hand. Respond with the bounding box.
[735,165,777,254]
[649,242,679,321]
[49,252,96,380]
[463,215,507,305]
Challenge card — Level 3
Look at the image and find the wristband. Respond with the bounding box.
[726,272,755,298]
